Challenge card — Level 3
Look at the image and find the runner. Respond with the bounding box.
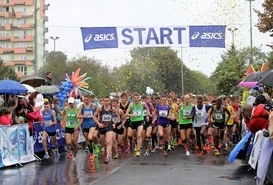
[111,98,126,159]
[42,101,59,159]
[209,98,231,156]
[93,96,120,164]
[155,95,171,157]
[119,92,131,153]
[126,93,150,157]
[191,96,211,155]
[77,94,97,159]
[62,97,80,162]
[177,94,193,156]
[168,96,178,149]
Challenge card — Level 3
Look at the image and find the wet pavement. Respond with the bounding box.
[0,147,256,185]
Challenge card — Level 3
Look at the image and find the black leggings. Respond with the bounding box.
[195,126,206,151]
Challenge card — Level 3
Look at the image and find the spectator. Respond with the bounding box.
[45,72,52,86]
[8,96,20,124]
[0,108,13,126]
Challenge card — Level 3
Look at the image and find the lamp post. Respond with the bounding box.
[246,0,255,64]
[228,28,238,46]
[50,36,60,52]
[34,0,39,76]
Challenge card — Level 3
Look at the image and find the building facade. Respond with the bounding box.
[0,0,49,78]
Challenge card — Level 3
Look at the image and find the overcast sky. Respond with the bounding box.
[45,0,272,76]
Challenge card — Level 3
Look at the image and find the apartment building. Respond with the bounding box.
[0,0,49,77]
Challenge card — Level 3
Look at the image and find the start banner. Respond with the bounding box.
[80,25,226,50]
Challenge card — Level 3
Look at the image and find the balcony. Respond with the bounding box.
[43,4,49,10]
[4,23,12,30]
[0,36,11,41]
[43,16,48,22]
[44,27,48,33]
[0,0,33,6]
[5,60,34,66]
[21,23,34,29]
[0,12,11,18]
[11,35,34,42]
[15,11,22,19]
[0,47,33,54]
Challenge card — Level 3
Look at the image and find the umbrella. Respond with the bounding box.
[35,86,60,95]
[237,81,258,87]
[22,84,36,93]
[243,72,261,82]
[253,69,273,82]
[258,71,273,87]
[20,76,46,88]
[0,80,28,94]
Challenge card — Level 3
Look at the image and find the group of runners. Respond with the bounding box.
[41,92,241,165]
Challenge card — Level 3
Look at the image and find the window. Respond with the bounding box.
[17,42,26,48]
[19,55,27,60]
[0,54,9,61]
[17,7,26,15]
[0,43,8,48]
[17,66,27,76]
[17,19,26,25]
[0,19,8,25]
[17,30,25,37]
[0,31,9,36]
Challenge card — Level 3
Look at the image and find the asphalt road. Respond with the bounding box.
[0,147,256,185]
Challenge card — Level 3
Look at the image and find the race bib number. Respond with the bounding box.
[133,110,142,116]
[159,110,168,117]
[183,110,191,116]
[84,111,93,117]
[44,121,52,127]
[102,115,112,122]
[196,111,203,116]
[215,113,223,120]
[67,120,76,126]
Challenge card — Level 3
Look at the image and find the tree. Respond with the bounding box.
[254,0,273,37]
[38,51,68,84]
[211,46,270,95]
[0,59,19,81]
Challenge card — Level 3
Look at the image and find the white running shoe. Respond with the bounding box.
[186,151,190,156]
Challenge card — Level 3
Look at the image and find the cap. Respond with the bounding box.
[68,97,75,104]
[254,94,269,106]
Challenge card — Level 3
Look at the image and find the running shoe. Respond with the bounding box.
[114,154,119,159]
[118,147,122,153]
[151,148,156,153]
[85,147,89,153]
[167,145,172,151]
[214,149,220,156]
[198,151,203,156]
[186,151,190,156]
[104,158,109,165]
[44,153,49,159]
[136,150,140,157]
[163,151,167,157]
[134,146,137,153]
[73,157,76,162]
[67,153,72,159]
[55,151,60,158]
[144,150,149,156]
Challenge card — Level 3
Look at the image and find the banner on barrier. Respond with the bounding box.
[33,122,66,153]
[0,124,35,168]
[249,130,265,169]
[80,25,226,50]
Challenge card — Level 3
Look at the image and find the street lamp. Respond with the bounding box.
[228,28,238,46]
[50,36,60,52]
[246,0,255,64]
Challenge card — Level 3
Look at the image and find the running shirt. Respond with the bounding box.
[145,102,153,118]
[156,104,170,124]
[226,105,234,125]
[112,108,122,123]
[42,109,55,133]
[120,102,129,120]
[82,104,96,129]
[169,103,176,120]
[66,107,78,128]
[130,102,144,122]
[99,106,113,127]
[178,104,193,125]
[212,107,225,124]
[193,105,208,127]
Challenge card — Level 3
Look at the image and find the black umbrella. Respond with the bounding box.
[253,69,273,82]
[258,70,273,87]
[243,72,261,82]
[20,76,46,88]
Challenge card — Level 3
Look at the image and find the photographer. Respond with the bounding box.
[242,94,269,134]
